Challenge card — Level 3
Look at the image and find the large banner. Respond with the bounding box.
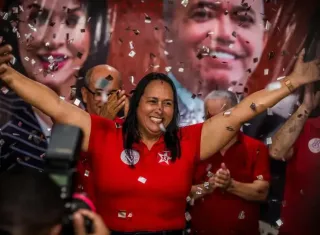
[0,0,319,231]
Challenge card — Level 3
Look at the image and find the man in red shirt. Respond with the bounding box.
[269,83,320,235]
[190,90,270,235]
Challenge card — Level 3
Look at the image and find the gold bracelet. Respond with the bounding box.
[284,78,295,92]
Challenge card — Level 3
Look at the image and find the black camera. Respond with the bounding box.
[44,124,94,235]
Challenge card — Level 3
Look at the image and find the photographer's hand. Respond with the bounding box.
[73,209,110,235]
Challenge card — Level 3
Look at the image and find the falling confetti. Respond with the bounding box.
[159,123,166,132]
[185,212,192,221]
[256,175,264,180]
[264,69,269,75]
[265,81,281,91]
[129,50,136,57]
[84,170,90,177]
[178,68,184,73]
[73,98,81,106]
[203,182,210,189]
[276,219,283,227]
[138,176,147,184]
[129,41,134,50]
[144,13,151,23]
[223,110,231,116]
[165,66,172,72]
[118,211,127,218]
[238,211,245,219]
[181,0,189,7]
[266,137,272,145]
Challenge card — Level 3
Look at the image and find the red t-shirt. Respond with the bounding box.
[190,133,270,235]
[87,114,203,232]
[279,117,320,235]
[75,117,125,201]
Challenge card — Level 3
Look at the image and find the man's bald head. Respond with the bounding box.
[82,64,122,115]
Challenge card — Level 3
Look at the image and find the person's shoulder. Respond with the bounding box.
[90,114,119,133]
[180,122,203,136]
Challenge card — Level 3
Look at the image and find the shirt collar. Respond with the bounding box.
[168,72,204,111]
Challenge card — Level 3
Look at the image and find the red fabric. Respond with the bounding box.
[75,118,125,203]
[87,114,203,232]
[190,133,270,235]
[279,117,320,235]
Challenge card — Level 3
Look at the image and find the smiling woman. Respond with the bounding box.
[0,0,111,172]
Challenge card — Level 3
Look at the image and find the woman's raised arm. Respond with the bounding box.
[0,45,91,152]
[200,50,320,160]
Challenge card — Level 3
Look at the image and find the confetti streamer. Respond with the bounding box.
[159,123,166,132]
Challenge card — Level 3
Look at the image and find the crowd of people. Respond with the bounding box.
[0,41,319,235]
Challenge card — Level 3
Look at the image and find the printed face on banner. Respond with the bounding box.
[18,0,91,89]
[166,0,266,97]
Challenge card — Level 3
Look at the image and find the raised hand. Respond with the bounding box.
[290,49,320,86]
[98,90,126,120]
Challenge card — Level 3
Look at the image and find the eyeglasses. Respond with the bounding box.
[84,85,118,99]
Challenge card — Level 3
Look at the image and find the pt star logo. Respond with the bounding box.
[158,151,172,165]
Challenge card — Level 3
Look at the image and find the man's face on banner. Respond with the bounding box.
[18,0,90,89]
[166,0,266,97]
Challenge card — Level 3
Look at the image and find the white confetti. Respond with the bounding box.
[129,41,134,50]
[164,50,169,55]
[101,92,108,103]
[2,13,8,20]
[10,56,16,65]
[28,23,37,32]
[178,68,184,73]
[203,182,210,189]
[186,196,192,202]
[266,137,272,145]
[73,98,81,106]
[256,175,264,180]
[238,211,245,219]
[138,176,147,184]
[185,212,192,221]
[19,5,24,12]
[223,110,231,116]
[159,123,166,132]
[118,211,126,218]
[264,69,269,75]
[265,20,271,30]
[1,86,9,94]
[144,14,151,23]
[129,50,136,57]
[277,76,286,81]
[127,212,133,218]
[31,59,36,65]
[165,66,172,72]
[45,42,50,47]
[265,81,282,91]
[276,219,283,227]
[165,39,173,43]
[59,96,65,100]
[181,0,189,7]
[129,76,136,86]
[84,170,90,177]
[24,57,30,61]
[228,44,234,49]
[244,123,251,126]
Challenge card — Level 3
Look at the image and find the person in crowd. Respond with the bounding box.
[77,64,128,199]
[0,0,112,173]
[269,83,320,235]
[81,64,127,119]
[0,44,318,234]
[160,0,267,125]
[189,90,270,235]
[0,168,110,235]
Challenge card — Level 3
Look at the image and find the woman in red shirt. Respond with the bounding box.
[0,45,319,235]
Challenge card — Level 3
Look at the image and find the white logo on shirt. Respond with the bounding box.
[158,151,172,165]
[308,138,320,154]
[120,150,140,165]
